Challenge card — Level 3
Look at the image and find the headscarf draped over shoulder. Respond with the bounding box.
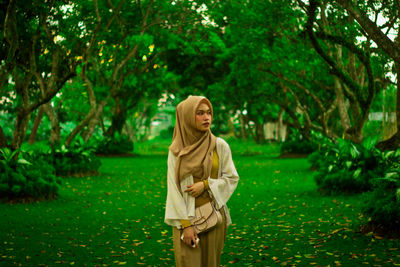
[169,96,216,188]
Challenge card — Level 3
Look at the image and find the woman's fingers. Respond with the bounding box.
[184,184,193,192]
[183,227,197,247]
[184,183,203,197]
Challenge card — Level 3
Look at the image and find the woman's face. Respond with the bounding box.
[195,103,212,132]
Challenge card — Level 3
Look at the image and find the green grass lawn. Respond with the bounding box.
[1,141,400,266]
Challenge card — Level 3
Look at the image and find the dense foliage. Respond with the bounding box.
[51,143,101,177]
[308,138,397,194]
[0,148,61,200]
[22,138,101,177]
[362,155,400,229]
[96,133,134,155]
[280,130,319,155]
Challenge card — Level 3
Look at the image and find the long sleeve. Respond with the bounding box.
[208,138,239,210]
[164,151,195,228]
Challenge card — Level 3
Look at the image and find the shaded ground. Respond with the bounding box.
[0,152,399,266]
[277,152,310,158]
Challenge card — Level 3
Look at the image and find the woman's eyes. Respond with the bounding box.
[197,111,211,115]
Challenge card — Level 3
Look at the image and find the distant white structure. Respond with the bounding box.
[368,112,396,122]
[150,112,173,139]
[263,122,287,142]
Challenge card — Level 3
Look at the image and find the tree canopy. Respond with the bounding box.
[0,0,398,148]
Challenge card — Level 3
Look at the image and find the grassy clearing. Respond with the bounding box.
[0,140,399,266]
[135,136,281,157]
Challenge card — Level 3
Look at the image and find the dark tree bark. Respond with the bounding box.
[239,114,249,140]
[0,126,7,148]
[43,103,61,146]
[253,122,265,144]
[11,71,33,150]
[12,109,31,150]
[82,101,107,142]
[376,62,400,150]
[28,106,44,144]
[106,100,128,137]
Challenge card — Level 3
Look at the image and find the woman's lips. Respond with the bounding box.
[202,122,210,126]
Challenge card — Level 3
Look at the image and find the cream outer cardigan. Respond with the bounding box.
[164,137,239,229]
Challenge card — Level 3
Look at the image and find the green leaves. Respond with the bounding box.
[0,148,32,167]
[353,168,362,179]
[345,161,352,169]
[0,148,19,164]
[0,146,60,200]
[16,158,32,166]
[309,137,396,194]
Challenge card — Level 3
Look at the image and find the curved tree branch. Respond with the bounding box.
[335,0,400,63]
[313,31,375,111]
[306,0,364,104]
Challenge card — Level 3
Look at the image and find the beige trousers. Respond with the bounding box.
[173,209,227,267]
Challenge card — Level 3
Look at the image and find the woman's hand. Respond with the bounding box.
[182,226,198,248]
[184,182,205,197]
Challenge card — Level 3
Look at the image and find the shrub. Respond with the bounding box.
[308,138,394,194]
[96,132,134,154]
[362,159,400,229]
[50,137,101,176]
[22,137,102,177]
[0,147,61,201]
[281,129,318,155]
[159,126,174,140]
[281,140,318,154]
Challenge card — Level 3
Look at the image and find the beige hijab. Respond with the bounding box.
[169,96,217,188]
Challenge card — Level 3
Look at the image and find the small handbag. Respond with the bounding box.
[190,201,223,234]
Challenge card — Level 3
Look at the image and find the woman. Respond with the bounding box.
[164,96,239,267]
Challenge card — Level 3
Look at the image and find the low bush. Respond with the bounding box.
[159,126,174,140]
[0,147,61,201]
[362,159,400,230]
[308,138,396,194]
[22,137,102,177]
[281,130,319,155]
[281,140,318,154]
[51,137,101,176]
[96,132,133,154]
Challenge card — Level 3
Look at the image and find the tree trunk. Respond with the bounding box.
[376,61,400,150]
[0,125,7,148]
[11,108,31,149]
[253,122,265,144]
[43,102,60,146]
[11,70,33,150]
[28,106,44,144]
[65,109,97,147]
[333,78,351,136]
[239,114,248,140]
[106,100,128,137]
[82,101,106,142]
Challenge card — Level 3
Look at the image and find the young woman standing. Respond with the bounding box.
[164,96,239,267]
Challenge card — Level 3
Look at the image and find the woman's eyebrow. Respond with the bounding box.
[197,108,211,112]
